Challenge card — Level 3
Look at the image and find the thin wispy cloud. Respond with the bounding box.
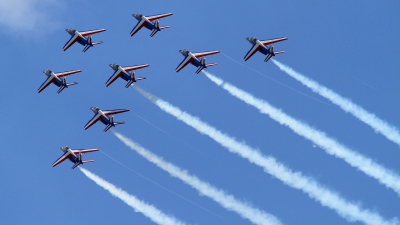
[113,131,283,225]
[80,167,188,225]
[0,0,63,34]
[272,59,400,147]
[204,71,400,196]
[133,85,398,225]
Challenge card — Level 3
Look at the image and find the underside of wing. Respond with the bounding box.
[103,109,130,116]
[130,19,147,37]
[38,76,55,93]
[56,70,82,78]
[147,13,173,21]
[72,149,99,154]
[176,56,194,73]
[192,50,220,58]
[260,37,288,46]
[84,114,103,130]
[244,44,262,61]
[123,64,149,72]
[52,152,71,167]
[62,35,79,51]
[80,29,106,37]
[105,71,123,87]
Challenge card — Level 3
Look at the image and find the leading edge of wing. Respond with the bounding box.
[55,70,82,78]
[80,29,106,37]
[130,19,147,37]
[38,76,56,93]
[52,152,71,167]
[103,109,130,116]
[62,34,79,51]
[123,64,149,72]
[192,50,220,58]
[71,148,99,154]
[244,44,262,61]
[147,13,173,21]
[84,113,103,130]
[260,37,288,46]
[176,56,194,73]
[105,70,124,87]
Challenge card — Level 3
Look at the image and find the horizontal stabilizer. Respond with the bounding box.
[160,26,170,30]
[67,82,78,87]
[82,160,94,164]
[72,162,80,169]
[274,50,285,55]
[206,63,217,67]
[104,122,125,132]
[92,41,103,46]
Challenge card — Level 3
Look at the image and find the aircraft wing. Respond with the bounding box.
[55,70,82,78]
[52,152,71,167]
[175,55,195,73]
[84,113,104,130]
[63,34,80,51]
[105,70,124,87]
[123,64,149,72]
[130,19,148,37]
[38,76,56,93]
[80,29,106,37]
[103,109,130,116]
[244,44,262,61]
[260,37,288,46]
[192,50,220,59]
[71,148,99,155]
[147,13,173,21]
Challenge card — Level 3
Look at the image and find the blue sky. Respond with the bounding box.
[0,1,399,224]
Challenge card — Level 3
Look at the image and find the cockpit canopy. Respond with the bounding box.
[91,107,100,112]
[43,70,51,75]
[246,37,257,43]
[133,13,142,19]
[66,28,76,34]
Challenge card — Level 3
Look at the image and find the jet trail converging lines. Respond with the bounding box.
[204,71,400,196]
[272,59,400,147]
[133,85,397,225]
[79,167,188,225]
[113,131,283,225]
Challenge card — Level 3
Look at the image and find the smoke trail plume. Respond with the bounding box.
[132,85,398,225]
[113,131,283,225]
[80,167,188,225]
[203,71,400,196]
[272,59,400,147]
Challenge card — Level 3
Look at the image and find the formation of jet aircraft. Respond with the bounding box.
[84,107,130,132]
[106,63,149,88]
[52,146,99,169]
[48,12,288,169]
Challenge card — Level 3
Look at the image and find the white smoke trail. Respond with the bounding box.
[132,85,398,225]
[113,131,283,225]
[80,167,188,225]
[272,59,400,147]
[204,71,400,196]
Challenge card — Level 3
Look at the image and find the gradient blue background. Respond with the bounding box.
[0,1,399,224]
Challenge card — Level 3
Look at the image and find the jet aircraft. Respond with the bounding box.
[63,28,106,52]
[38,69,81,94]
[244,37,288,62]
[130,13,173,37]
[176,49,220,74]
[84,107,130,132]
[52,146,99,169]
[106,63,149,88]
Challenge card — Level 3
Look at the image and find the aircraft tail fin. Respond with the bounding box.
[83,35,103,52]
[150,20,170,37]
[264,54,273,62]
[71,162,80,169]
